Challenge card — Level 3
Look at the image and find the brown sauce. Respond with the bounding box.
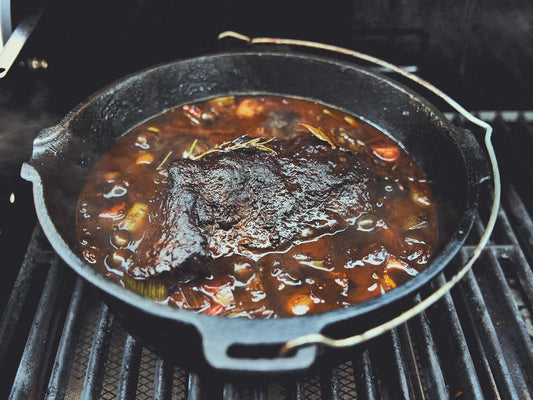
[76,95,438,318]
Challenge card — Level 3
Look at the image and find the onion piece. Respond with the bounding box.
[122,275,167,301]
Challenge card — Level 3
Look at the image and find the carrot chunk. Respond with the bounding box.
[136,153,154,165]
[236,98,264,118]
[203,303,225,315]
[98,202,126,219]
[371,144,400,162]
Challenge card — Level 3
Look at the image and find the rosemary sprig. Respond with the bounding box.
[156,150,173,170]
[181,138,201,160]
[189,136,277,160]
[298,123,337,149]
[187,139,199,156]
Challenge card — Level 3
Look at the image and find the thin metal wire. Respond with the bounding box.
[218,31,502,355]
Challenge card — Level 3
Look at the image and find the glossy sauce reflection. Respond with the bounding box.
[76,95,438,318]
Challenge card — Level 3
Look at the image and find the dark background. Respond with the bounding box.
[7,0,533,112]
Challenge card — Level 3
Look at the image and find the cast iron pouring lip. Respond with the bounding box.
[20,50,480,356]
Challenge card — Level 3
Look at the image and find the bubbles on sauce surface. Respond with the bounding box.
[76,95,438,318]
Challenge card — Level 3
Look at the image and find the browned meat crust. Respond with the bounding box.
[132,135,376,278]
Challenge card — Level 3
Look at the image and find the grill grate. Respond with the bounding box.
[1,112,532,399]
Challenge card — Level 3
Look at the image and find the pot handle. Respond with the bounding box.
[218,31,501,356]
[201,338,318,373]
[23,121,73,166]
[198,319,320,372]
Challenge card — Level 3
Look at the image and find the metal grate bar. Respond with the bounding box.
[388,329,412,400]
[431,274,484,400]
[251,384,269,400]
[319,368,340,400]
[187,372,225,400]
[499,185,533,306]
[152,358,173,400]
[284,380,305,400]
[459,265,522,400]
[186,372,201,400]
[455,305,501,399]
[484,247,533,369]
[0,226,51,366]
[80,303,115,400]
[35,299,66,399]
[406,302,448,398]
[504,183,533,263]
[352,350,377,400]
[396,324,425,399]
[472,202,533,368]
[222,382,241,400]
[9,255,62,400]
[116,334,143,400]
[45,277,86,400]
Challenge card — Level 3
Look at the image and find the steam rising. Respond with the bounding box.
[0,82,60,180]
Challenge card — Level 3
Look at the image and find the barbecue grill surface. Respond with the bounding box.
[1,112,532,399]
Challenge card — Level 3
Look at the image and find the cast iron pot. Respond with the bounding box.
[21,51,489,374]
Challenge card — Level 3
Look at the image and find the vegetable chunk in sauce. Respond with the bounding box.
[76,95,438,318]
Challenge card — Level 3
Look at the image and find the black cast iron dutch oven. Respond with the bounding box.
[21,51,489,374]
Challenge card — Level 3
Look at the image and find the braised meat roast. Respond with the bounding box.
[132,136,376,278]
